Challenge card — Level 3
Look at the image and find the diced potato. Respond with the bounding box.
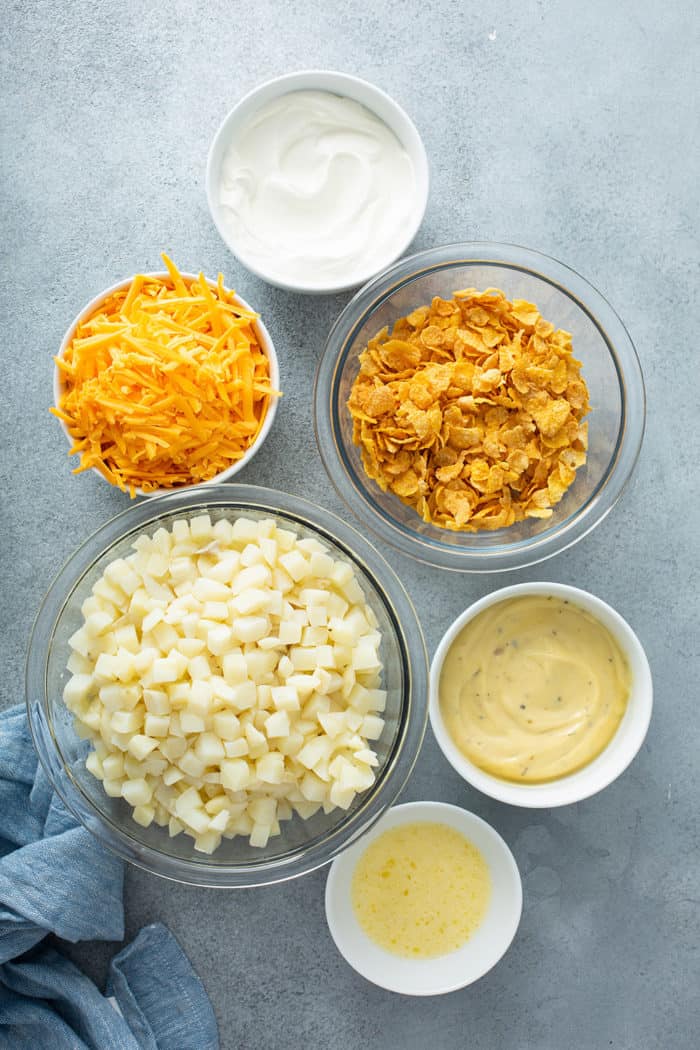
[256,751,285,784]
[121,778,153,806]
[220,758,251,792]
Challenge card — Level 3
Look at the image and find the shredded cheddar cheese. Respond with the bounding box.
[51,254,279,496]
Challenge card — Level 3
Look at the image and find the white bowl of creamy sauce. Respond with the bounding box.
[206,71,429,293]
[430,583,653,807]
[325,801,522,995]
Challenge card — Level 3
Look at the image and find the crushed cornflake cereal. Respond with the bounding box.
[51,254,279,497]
[347,288,590,532]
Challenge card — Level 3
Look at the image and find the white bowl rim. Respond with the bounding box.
[52,271,279,497]
[324,799,523,995]
[429,582,653,808]
[205,68,430,294]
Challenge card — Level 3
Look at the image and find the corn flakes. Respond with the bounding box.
[347,288,590,532]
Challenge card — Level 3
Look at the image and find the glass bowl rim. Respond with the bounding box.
[25,484,428,888]
[313,240,646,572]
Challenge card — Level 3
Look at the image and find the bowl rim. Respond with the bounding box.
[25,484,429,888]
[324,799,522,995]
[428,581,653,807]
[205,68,430,294]
[313,240,646,572]
[52,271,280,497]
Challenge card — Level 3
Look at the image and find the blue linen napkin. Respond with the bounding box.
[0,704,219,1049]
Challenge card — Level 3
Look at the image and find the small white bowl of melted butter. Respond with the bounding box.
[429,583,653,808]
[325,801,522,995]
[206,70,429,293]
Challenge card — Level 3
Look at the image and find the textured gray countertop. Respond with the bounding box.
[2,2,698,1048]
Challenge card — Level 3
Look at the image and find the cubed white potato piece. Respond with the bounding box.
[329,782,356,810]
[93,578,126,607]
[222,652,248,684]
[145,552,169,579]
[256,752,285,784]
[93,653,119,681]
[127,734,159,761]
[193,828,222,854]
[104,559,141,597]
[176,637,205,660]
[223,738,249,758]
[212,518,233,543]
[261,710,289,740]
[276,655,294,680]
[143,755,168,777]
[132,803,156,828]
[212,711,241,741]
[113,624,139,653]
[276,731,304,757]
[256,536,276,567]
[84,610,114,637]
[302,693,331,720]
[190,514,213,542]
[85,750,103,778]
[230,588,271,616]
[302,626,328,647]
[318,711,348,739]
[220,758,251,792]
[278,549,310,583]
[361,715,385,740]
[232,616,270,644]
[224,681,256,712]
[178,750,206,778]
[206,552,241,584]
[63,674,93,710]
[270,685,300,712]
[143,688,170,716]
[231,517,259,543]
[110,709,143,734]
[179,711,206,734]
[297,735,333,771]
[208,809,230,834]
[272,567,294,594]
[244,649,277,679]
[159,737,188,763]
[141,607,164,634]
[249,822,271,849]
[353,747,379,767]
[151,657,181,684]
[163,765,184,787]
[201,601,229,621]
[121,778,153,806]
[245,723,267,758]
[67,650,93,675]
[168,815,184,837]
[102,777,124,797]
[309,551,335,578]
[188,679,213,713]
[144,714,170,738]
[204,794,229,816]
[300,771,328,803]
[308,605,329,629]
[289,647,318,672]
[294,800,322,820]
[101,753,125,780]
[206,626,234,656]
[230,564,271,596]
[247,797,277,825]
[188,655,213,681]
[239,543,263,568]
[285,674,317,700]
[277,620,302,645]
[194,732,225,765]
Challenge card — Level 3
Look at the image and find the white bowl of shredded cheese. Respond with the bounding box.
[52,264,279,497]
[206,70,430,294]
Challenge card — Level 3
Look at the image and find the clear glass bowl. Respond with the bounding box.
[314,242,646,572]
[26,485,428,888]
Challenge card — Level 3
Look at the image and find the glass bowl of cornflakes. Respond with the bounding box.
[313,242,645,572]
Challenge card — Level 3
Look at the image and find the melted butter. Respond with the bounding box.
[439,596,631,783]
[351,821,491,958]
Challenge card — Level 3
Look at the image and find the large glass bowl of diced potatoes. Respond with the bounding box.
[26,485,428,887]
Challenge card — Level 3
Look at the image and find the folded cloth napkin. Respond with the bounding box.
[0,704,219,1049]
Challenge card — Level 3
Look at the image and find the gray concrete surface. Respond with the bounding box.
[2,1,698,1048]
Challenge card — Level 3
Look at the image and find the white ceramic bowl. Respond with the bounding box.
[52,273,279,497]
[429,583,653,807]
[324,801,522,995]
[205,69,430,294]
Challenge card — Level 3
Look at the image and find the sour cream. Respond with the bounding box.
[217,90,418,288]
